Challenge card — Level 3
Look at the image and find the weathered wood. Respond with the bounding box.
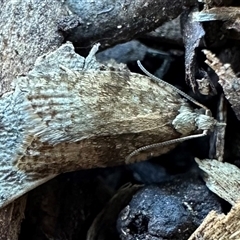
[0,197,27,240]
[203,49,240,121]
[0,42,217,209]
[195,158,240,205]
[189,201,240,240]
[0,0,69,95]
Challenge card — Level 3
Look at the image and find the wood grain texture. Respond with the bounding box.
[189,201,240,240]
[0,43,216,209]
[195,158,240,205]
[0,0,70,95]
[203,49,240,121]
[0,197,27,240]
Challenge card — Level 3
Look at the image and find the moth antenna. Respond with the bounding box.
[125,130,208,164]
[137,60,210,115]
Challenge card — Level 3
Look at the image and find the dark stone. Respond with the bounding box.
[117,174,222,240]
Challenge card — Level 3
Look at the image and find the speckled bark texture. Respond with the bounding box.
[195,158,240,205]
[203,49,240,121]
[189,201,240,240]
[0,0,69,95]
[0,197,27,240]
[65,0,196,50]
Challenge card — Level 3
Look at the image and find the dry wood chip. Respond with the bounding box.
[195,158,240,205]
[203,49,240,121]
[188,201,240,240]
[193,6,240,22]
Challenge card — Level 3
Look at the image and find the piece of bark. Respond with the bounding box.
[188,201,240,240]
[203,49,240,121]
[195,158,240,205]
[193,6,240,22]
[181,7,205,92]
[64,0,196,51]
[0,0,70,95]
[0,197,27,240]
[0,42,218,209]
[209,94,227,161]
[193,7,240,40]
[87,184,141,240]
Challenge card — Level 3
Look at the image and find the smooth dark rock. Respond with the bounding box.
[117,174,222,240]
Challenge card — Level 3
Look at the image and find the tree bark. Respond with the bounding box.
[0,1,67,239]
[65,0,196,51]
[0,198,27,240]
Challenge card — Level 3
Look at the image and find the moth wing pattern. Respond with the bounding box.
[0,43,195,208]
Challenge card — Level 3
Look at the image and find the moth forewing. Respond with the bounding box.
[12,70,192,173]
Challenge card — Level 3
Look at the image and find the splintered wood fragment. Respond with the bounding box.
[203,49,240,121]
[188,201,240,240]
[0,42,217,209]
[209,94,227,161]
[195,158,240,205]
[193,7,240,22]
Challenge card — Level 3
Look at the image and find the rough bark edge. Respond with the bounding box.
[203,49,240,121]
[193,6,240,22]
[195,158,240,205]
[0,196,27,240]
[65,0,196,51]
[188,201,240,240]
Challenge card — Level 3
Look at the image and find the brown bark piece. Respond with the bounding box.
[0,197,27,240]
[195,158,240,205]
[188,201,240,240]
[181,7,205,92]
[193,6,240,22]
[193,7,240,40]
[203,49,240,121]
[209,94,227,161]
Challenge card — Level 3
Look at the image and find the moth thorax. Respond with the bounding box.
[172,105,217,135]
[195,114,217,132]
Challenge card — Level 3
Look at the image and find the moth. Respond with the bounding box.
[0,42,217,209]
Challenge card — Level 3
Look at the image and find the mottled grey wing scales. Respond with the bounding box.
[0,42,204,209]
[0,43,89,208]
